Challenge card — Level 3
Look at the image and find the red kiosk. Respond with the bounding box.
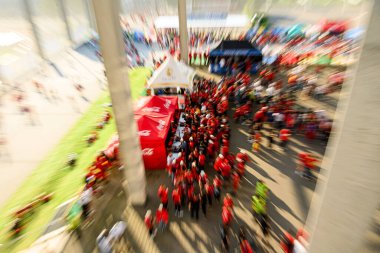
[105,96,179,170]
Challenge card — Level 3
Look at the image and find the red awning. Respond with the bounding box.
[135,96,178,117]
[135,114,170,143]
[135,114,171,170]
[106,95,179,170]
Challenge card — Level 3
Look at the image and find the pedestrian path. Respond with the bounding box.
[297,92,338,120]
[0,49,105,206]
[123,205,161,253]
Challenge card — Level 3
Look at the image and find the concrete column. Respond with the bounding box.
[22,0,46,59]
[306,1,380,252]
[84,0,98,33]
[91,0,146,205]
[178,0,189,63]
[57,0,74,44]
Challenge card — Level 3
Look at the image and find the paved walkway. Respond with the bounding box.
[0,48,105,206]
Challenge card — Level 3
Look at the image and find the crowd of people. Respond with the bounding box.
[119,15,243,68]
[141,56,329,251]
[143,76,259,251]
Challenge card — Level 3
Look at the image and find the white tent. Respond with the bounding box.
[147,56,195,91]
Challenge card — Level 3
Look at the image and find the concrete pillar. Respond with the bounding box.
[306,1,380,252]
[91,0,146,205]
[57,0,74,44]
[84,0,98,33]
[22,0,46,59]
[178,0,189,63]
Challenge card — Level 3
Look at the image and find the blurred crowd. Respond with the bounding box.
[140,65,324,252]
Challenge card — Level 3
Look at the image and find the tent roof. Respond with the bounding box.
[135,96,178,116]
[147,56,195,90]
[209,40,262,58]
[135,114,171,142]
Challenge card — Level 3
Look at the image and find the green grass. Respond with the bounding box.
[0,67,151,252]
[190,57,207,66]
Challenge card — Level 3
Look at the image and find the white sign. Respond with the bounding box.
[138,130,151,136]
[142,148,154,156]
[164,99,171,109]
[157,119,166,131]
[142,106,161,113]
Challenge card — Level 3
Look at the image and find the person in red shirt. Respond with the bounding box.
[198,151,206,171]
[179,160,187,174]
[197,51,202,64]
[223,193,234,209]
[187,183,194,205]
[210,134,219,152]
[193,147,199,160]
[236,150,249,164]
[172,187,182,217]
[205,179,214,206]
[198,170,208,186]
[169,46,175,56]
[239,228,254,253]
[207,140,215,160]
[189,137,195,152]
[191,162,198,178]
[221,160,231,180]
[213,175,222,202]
[214,154,224,174]
[218,97,229,115]
[259,69,267,77]
[296,152,308,176]
[226,152,235,167]
[281,231,294,253]
[285,113,295,129]
[279,128,291,148]
[185,169,193,185]
[236,158,245,176]
[157,184,169,209]
[304,154,317,180]
[266,71,275,82]
[221,145,229,156]
[144,210,155,236]
[176,152,184,166]
[222,205,233,227]
[156,204,169,232]
[232,172,240,196]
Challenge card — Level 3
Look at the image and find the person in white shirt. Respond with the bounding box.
[307,75,317,86]
[80,187,93,219]
[167,152,173,167]
[273,112,284,129]
[252,79,261,88]
[293,239,308,253]
[314,85,324,100]
[266,85,275,97]
[201,104,207,113]
[255,85,263,94]
[219,58,226,68]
